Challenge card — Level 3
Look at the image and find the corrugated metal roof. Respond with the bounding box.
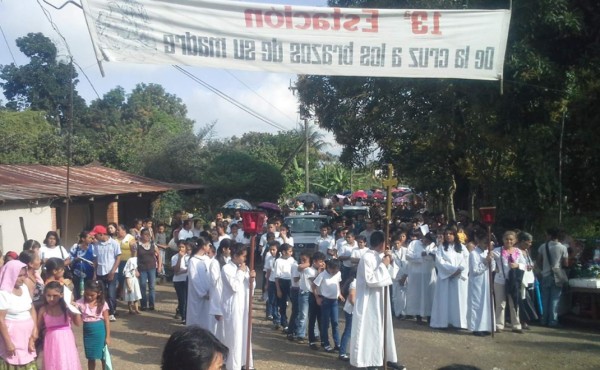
[0,164,203,202]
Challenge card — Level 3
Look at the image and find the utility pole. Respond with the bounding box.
[305,118,310,193]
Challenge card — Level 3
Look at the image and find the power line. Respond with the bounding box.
[225,70,298,125]
[173,65,291,132]
[0,24,16,64]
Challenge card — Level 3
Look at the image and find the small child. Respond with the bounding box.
[287,251,301,340]
[339,269,357,361]
[274,243,294,331]
[261,232,276,302]
[313,259,344,353]
[38,281,83,370]
[306,251,326,349]
[76,280,110,370]
[172,240,190,323]
[391,237,408,319]
[44,257,74,307]
[264,240,280,321]
[123,248,142,314]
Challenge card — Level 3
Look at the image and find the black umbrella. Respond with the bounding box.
[296,193,322,208]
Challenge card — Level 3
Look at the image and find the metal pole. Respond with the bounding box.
[382,164,397,370]
[64,56,74,244]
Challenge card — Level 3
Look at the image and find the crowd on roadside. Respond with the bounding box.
[0,202,576,370]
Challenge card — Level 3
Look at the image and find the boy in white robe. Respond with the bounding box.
[186,239,212,329]
[350,231,405,370]
[406,232,438,321]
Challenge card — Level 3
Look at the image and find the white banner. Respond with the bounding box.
[81,0,511,80]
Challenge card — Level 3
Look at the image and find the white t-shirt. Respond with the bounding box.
[274,257,295,280]
[171,254,190,283]
[338,241,358,267]
[343,279,356,314]
[351,247,368,262]
[0,287,32,320]
[291,260,300,288]
[314,270,341,299]
[40,245,70,261]
[300,266,317,293]
[267,256,277,282]
[178,229,194,241]
[316,235,334,255]
[277,236,294,246]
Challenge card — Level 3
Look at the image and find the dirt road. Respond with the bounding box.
[73,283,600,369]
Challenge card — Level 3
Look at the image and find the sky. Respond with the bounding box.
[0,0,343,153]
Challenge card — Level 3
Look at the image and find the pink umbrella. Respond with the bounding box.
[352,190,368,199]
[372,191,385,200]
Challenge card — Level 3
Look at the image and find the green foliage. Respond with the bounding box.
[152,190,184,224]
[203,151,284,205]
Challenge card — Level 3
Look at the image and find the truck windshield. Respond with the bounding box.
[285,217,324,234]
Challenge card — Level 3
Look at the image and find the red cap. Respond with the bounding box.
[5,251,18,260]
[89,225,108,236]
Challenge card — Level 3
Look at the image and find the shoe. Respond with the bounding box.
[512,329,524,334]
[109,315,116,322]
[473,331,485,337]
[294,337,306,344]
[266,315,273,321]
[173,313,181,320]
[333,345,340,351]
[287,334,295,341]
[309,343,319,350]
[149,307,156,311]
[387,362,406,370]
[282,326,289,334]
[140,307,147,312]
[324,346,335,353]
[339,354,349,361]
[181,319,186,325]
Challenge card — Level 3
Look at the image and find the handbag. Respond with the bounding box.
[544,242,568,287]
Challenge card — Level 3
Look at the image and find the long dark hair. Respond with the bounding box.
[43,231,61,246]
[442,227,462,252]
[44,281,68,321]
[84,280,106,315]
[191,237,208,256]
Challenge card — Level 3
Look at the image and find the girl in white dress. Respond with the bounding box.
[123,248,142,314]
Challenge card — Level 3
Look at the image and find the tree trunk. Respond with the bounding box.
[447,175,457,221]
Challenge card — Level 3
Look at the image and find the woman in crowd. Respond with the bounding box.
[0,260,38,369]
[40,231,71,267]
[18,250,44,311]
[70,231,96,300]
[137,228,161,311]
[492,230,527,333]
[517,231,539,329]
[116,224,136,301]
[430,227,469,329]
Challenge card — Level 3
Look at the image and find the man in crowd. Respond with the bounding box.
[91,224,122,322]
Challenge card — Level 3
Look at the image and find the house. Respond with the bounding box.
[0,164,203,251]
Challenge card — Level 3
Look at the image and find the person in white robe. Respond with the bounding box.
[406,232,438,321]
[391,237,408,318]
[186,237,212,329]
[430,227,470,329]
[208,254,225,341]
[467,228,495,335]
[350,231,404,370]
[221,243,256,370]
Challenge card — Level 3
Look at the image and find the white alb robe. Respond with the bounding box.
[405,240,437,317]
[221,260,255,370]
[186,254,212,329]
[391,246,408,317]
[430,243,470,329]
[350,249,398,368]
[208,257,225,341]
[467,247,495,332]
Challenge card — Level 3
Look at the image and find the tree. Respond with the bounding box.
[0,33,87,131]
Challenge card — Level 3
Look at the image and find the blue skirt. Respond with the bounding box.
[83,321,106,360]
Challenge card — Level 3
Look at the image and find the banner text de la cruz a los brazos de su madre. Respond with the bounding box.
[82,0,511,80]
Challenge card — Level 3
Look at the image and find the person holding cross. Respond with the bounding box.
[349,230,405,370]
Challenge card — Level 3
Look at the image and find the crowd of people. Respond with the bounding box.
[0,204,574,370]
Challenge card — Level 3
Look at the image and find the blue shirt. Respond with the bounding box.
[93,237,122,276]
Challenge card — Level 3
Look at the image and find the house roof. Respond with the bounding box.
[0,164,203,202]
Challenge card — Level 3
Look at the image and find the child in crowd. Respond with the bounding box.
[123,247,142,314]
[350,235,369,265]
[216,238,232,267]
[274,243,294,331]
[307,251,326,349]
[287,250,301,340]
[339,268,357,361]
[44,257,74,307]
[172,240,190,323]
[38,281,82,370]
[313,259,344,353]
[76,280,110,370]
[264,240,279,321]
[261,232,276,301]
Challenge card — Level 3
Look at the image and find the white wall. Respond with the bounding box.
[0,202,53,253]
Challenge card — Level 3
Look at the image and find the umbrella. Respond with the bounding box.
[401,193,422,202]
[222,198,253,210]
[372,190,385,200]
[257,202,281,212]
[296,193,322,207]
[352,190,368,199]
[393,197,409,205]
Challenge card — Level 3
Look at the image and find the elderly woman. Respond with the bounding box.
[0,260,38,369]
[493,230,527,333]
[517,231,539,329]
